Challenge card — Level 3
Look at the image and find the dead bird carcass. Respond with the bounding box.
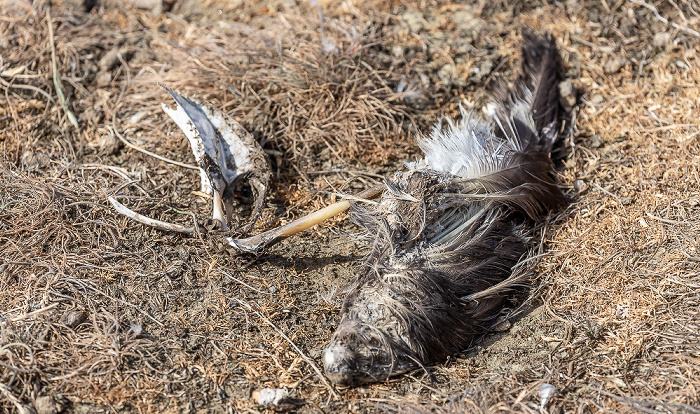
[108,30,569,387]
[321,31,568,385]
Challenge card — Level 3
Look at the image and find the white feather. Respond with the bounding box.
[405,107,524,178]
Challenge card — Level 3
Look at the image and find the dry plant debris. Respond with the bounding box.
[1,0,699,413]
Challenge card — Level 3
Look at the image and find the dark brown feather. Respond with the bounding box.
[520,29,560,135]
[492,29,560,151]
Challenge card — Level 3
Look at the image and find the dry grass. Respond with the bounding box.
[1,0,699,412]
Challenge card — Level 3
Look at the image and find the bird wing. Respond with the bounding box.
[195,101,271,233]
[161,85,226,195]
[195,102,267,182]
[160,85,271,233]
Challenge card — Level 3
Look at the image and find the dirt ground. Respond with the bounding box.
[1,0,699,412]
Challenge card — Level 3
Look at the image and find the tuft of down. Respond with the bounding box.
[161,86,270,233]
[323,30,567,386]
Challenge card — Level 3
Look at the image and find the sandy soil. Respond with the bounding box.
[1,0,699,413]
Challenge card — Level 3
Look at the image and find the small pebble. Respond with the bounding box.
[401,10,424,33]
[252,388,288,406]
[589,135,602,148]
[611,377,628,390]
[95,70,112,87]
[573,179,586,192]
[391,45,404,58]
[21,150,50,171]
[123,0,162,14]
[34,395,60,414]
[60,310,88,329]
[675,60,690,70]
[590,93,604,105]
[450,8,483,32]
[653,32,672,48]
[98,48,121,71]
[558,80,576,112]
[493,320,512,332]
[604,55,627,74]
[438,63,458,86]
[539,383,556,409]
[94,132,122,155]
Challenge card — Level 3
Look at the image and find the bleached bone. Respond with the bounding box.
[228,184,384,253]
[160,85,270,233]
[109,196,195,234]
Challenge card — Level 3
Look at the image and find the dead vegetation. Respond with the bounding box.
[1,0,699,412]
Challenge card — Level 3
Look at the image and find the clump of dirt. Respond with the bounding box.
[1,0,699,413]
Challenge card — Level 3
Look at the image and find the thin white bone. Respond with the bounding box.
[109,196,195,234]
[160,101,213,195]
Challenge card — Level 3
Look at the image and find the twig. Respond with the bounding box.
[312,190,380,205]
[307,170,385,179]
[111,116,199,170]
[642,123,695,132]
[571,35,615,52]
[589,94,636,117]
[79,163,132,180]
[0,77,56,104]
[46,9,79,130]
[108,196,195,234]
[645,212,683,225]
[629,0,700,37]
[0,359,34,374]
[593,183,622,203]
[678,247,700,262]
[587,386,695,414]
[6,303,59,323]
[232,295,339,399]
[220,270,270,295]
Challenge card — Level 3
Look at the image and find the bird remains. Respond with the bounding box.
[321,30,567,385]
[109,29,568,386]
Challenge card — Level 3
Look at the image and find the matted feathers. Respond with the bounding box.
[323,30,567,386]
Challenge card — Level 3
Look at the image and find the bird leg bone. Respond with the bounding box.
[108,184,383,252]
[212,190,226,229]
[228,184,384,253]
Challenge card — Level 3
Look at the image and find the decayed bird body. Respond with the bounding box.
[323,30,567,385]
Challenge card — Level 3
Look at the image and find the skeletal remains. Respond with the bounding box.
[111,30,568,386]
